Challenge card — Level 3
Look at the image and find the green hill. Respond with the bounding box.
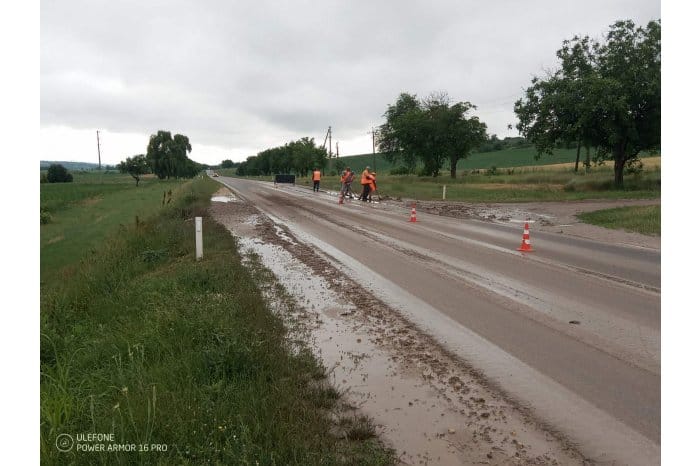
[335,148,658,174]
[40,161,104,171]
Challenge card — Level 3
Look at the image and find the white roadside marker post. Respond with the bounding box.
[442,185,446,200]
[195,216,203,260]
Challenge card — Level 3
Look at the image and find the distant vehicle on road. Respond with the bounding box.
[212,172,219,177]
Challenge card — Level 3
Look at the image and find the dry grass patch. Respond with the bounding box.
[469,183,564,191]
[47,235,64,245]
[526,156,661,172]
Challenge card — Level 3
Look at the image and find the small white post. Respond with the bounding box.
[442,185,446,200]
[195,217,203,260]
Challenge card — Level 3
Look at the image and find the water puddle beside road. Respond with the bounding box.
[211,195,238,203]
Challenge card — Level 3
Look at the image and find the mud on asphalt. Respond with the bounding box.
[209,186,590,465]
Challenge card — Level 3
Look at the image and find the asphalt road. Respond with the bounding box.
[217,176,661,464]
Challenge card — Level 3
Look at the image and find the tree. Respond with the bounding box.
[287,137,326,177]
[378,92,488,178]
[146,130,197,179]
[46,164,73,183]
[514,19,660,187]
[221,159,235,168]
[118,154,150,186]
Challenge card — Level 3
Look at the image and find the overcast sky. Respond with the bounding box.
[40,0,660,166]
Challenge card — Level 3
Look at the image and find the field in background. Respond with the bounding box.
[328,148,659,174]
[286,157,661,203]
[40,172,182,286]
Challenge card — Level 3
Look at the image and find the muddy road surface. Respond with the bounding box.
[214,177,660,465]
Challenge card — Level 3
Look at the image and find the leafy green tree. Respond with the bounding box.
[146,130,196,179]
[118,154,150,186]
[514,19,660,187]
[46,164,73,183]
[221,159,235,168]
[287,137,326,177]
[378,92,488,178]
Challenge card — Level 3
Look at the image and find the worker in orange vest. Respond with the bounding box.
[360,166,372,202]
[368,171,378,202]
[312,168,322,192]
[340,167,350,193]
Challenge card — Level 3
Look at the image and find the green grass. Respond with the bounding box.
[333,148,659,174]
[577,205,661,235]
[282,165,660,203]
[40,173,183,286]
[41,177,393,465]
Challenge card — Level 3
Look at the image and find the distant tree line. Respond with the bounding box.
[236,137,327,177]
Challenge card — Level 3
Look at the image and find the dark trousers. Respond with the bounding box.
[313,180,320,192]
[361,184,370,201]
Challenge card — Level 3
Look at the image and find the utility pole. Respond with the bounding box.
[328,126,332,158]
[96,130,102,170]
[336,141,339,157]
[368,127,377,171]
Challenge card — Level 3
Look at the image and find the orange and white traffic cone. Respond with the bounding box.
[408,203,418,222]
[517,222,534,252]
[338,191,344,204]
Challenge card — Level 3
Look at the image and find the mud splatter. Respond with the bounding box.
[210,194,588,465]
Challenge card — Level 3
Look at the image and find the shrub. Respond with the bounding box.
[40,210,52,224]
[625,158,644,175]
[389,166,414,175]
[46,164,73,183]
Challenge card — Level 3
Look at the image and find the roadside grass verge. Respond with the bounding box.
[577,205,661,236]
[40,177,393,465]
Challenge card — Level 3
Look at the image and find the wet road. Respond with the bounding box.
[217,177,661,464]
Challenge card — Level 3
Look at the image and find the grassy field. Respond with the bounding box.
[577,205,661,235]
[328,148,660,174]
[285,159,661,203]
[40,176,393,465]
[40,172,182,286]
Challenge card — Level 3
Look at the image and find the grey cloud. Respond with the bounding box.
[41,0,661,157]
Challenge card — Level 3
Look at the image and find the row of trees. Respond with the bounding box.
[118,131,202,185]
[235,137,328,177]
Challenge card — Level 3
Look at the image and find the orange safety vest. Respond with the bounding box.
[312,170,321,181]
[340,170,348,183]
[369,174,377,191]
[361,169,371,185]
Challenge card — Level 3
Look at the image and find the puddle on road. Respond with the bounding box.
[213,200,584,466]
[211,195,238,203]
